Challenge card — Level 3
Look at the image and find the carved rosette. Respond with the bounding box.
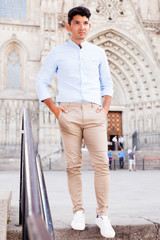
[96,0,125,20]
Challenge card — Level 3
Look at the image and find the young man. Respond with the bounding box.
[118,136,125,149]
[36,6,115,238]
[108,149,113,170]
[112,135,117,151]
[128,149,136,171]
[118,148,126,169]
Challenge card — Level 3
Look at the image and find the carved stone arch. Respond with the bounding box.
[109,56,140,100]
[104,42,147,99]
[129,115,136,134]
[145,113,153,132]
[0,38,29,91]
[89,25,157,68]
[110,71,126,105]
[90,32,150,100]
[109,59,135,103]
[0,38,29,62]
[155,112,160,130]
[4,45,23,90]
[88,29,159,104]
[137,114,144,132]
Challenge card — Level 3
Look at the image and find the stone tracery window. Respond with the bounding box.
[7,50,21,89]
[0,0,26,19]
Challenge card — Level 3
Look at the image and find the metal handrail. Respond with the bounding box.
[19,108,55,240]
[24,108,41,216]
[36,154,54,237]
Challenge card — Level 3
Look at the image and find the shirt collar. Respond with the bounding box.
[68,39,88,49]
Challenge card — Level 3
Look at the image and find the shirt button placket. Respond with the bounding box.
[80,49,84,101]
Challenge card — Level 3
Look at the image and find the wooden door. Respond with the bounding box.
[107,111,122,148]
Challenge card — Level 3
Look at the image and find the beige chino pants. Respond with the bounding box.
[58,102,110,216]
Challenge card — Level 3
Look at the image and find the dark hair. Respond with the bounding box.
[68,6,91,25]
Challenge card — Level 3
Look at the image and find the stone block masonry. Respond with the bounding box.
[0,191,12,240]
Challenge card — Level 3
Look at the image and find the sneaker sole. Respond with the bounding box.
[95,219,115,238]
[71,224,85,231]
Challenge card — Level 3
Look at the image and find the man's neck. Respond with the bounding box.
[71,38,85,48]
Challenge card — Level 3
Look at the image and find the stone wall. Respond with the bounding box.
[0,99,39,158]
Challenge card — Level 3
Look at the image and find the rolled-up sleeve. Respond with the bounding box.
[36,49,57,102]
[99,49,113,97]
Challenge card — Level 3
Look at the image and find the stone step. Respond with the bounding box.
[5,170,160,240]
[0,190,12,240]
[54,224,158,240]
[0,158,20,171]
[7,207,21,240]
[8,207,159,240]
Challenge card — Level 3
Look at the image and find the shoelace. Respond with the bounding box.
[96,215,107,219]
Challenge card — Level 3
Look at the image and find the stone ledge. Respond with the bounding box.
[8,207,160,240]
[0,191,12,240]
[8,222,160,240]
[0,158,20,171]
[54,224,160,240]
[7,207,21,240]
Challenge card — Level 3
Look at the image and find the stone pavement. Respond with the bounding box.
[0,170,160,239]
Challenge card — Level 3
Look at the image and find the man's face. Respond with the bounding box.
[66,15,91,43]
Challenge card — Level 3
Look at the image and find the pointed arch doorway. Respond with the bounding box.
[107,111,122,150]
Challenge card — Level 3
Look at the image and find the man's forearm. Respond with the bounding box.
[102,95,112,115]
[44,98,57,114]
[44,98,60,119]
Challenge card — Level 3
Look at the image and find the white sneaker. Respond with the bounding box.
[95,215,115,238]
[71,210,85,230]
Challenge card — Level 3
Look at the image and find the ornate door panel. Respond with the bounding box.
[107,111,122,142]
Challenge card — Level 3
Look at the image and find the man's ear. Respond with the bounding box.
[65,23,71,32]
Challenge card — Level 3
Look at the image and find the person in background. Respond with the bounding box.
[82,138,86,148]
[118,148,126,169]
[128,149,136,171]
[108,149,113,170]
[112,136,117,151]
[118,136,125,149]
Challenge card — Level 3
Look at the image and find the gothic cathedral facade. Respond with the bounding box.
[0,0,160,166]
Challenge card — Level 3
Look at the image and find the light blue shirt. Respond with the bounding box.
[108,152,112,158]
[118,151,126,158]
[36,39,113,105]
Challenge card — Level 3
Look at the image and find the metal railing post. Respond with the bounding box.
[19,116,24,225]
[114,159,116,170]
[19,108,55,240]
[23,181,29,240]
[24,108,41,216]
